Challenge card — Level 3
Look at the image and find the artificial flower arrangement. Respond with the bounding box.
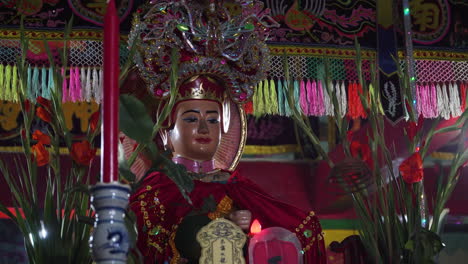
[286,43,468,263]
[0,19,98,264]
[0,16,193,263]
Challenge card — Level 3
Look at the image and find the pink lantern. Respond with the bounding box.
[249,227,303,264]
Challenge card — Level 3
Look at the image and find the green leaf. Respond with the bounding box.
[119,94,154,143]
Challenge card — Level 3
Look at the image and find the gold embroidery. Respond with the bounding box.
[169,228,181,264]
[207,195,234,220]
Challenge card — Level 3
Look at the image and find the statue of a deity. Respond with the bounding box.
[126,1,326,263]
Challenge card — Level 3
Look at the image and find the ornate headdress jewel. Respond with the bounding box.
[129,0,279,104]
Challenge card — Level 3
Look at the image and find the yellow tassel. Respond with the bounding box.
[11,65,18,102]
[263,79,269,115]
[3,65,12,101]
[0,64,4,100]
[269,79,278,115]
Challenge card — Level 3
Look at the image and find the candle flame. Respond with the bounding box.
[250,219,262,234]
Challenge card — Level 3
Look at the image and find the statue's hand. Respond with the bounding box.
[229,210,252,231]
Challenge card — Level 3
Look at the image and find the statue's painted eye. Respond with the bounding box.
[183,117,198,123]
[107,231,123,244]
[207,118,219,124]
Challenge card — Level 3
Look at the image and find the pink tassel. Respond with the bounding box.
[416,84,424,116]
[61,67,68,102]
[299,79,308,115]
[421,84,429,118]
[74,67,82,101]
[306,79,314,115]
[317,80,325,116]
[68,67,75,102]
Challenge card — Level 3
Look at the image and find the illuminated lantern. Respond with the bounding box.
[249,227,303,264]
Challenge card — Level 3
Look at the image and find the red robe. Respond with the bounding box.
[130,170,326,264]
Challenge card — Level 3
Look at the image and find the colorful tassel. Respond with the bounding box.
[62,68,68,102]
[436,83,448,120]
[323,80,333,116]
[449,82,462,117]
[317,80,325,116]
[306,79,314,115]
[299,79,308,115]
[347,82,366,119]
[0,64,4,100]
[335,81,342,116]
[293,79,301,112]
[442,83,450,119]
[268,79,278,115]
[429,83,438,118]
[97,68,103,102]
[3,65,12,101]
[80,67,87,101]
[41,67,49,99]
[11,65,18,102]
[421,84,427,118]
[277,78,284,116]
[75,67,82,101]
[283,79,292,117]
[419,84,427,118]
[460,82,467,111]
[32,66,40,100]
[48,67,55,95]
[340,81,347,118]
[27,66,32,100]
[346,82,356,118]
[92,68,99,102]
[85,67,92,102]
[68,67,75,102]
[255,79,264,116]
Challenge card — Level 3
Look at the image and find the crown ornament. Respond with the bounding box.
[129,0,279,104]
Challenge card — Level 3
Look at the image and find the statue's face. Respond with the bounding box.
[168,100,221,161]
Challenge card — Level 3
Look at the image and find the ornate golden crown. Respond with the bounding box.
[129,0,279,104]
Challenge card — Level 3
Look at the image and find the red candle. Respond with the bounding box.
[101,0,120,183]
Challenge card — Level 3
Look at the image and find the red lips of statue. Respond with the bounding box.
[195,138,212,144]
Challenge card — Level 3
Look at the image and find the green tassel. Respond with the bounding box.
[269,79,278,115]
[277,79,284,116]
[0,64,4,100]
[3,65,12,101]
[11,65,18,102]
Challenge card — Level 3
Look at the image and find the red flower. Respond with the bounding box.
[350,141,373,168]
[32,130,51,145]
[399,152,424,184]
[31,143,49,167]
[37,96,52,111]
[405,115,423,141]
[89,111,100,132]
[71,140,96,166]
[36,107,52,123]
